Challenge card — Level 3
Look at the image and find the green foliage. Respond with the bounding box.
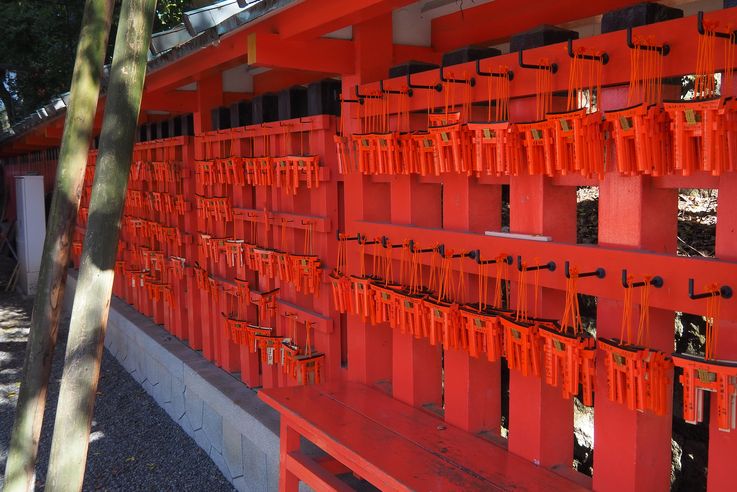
[0,1,84,121]
[0,0,189,124]
[155,0,187,31]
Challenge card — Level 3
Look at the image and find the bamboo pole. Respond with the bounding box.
[3,1,115,490]
[44,1,157,489]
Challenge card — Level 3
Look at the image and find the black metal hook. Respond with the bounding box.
[380,236,404,249]
[354,85,383,100]
[621,269,663,288]
[408,240,437,254]
[565,261,605,279]
[688,278,733,300]
[337,230,360,241]
[379,79,412,97]
[475,59,514,80]
[567,39,609,64]
[518,49,558,73]
[407,71,443,92]
[517,256,556,272]
[626,26,670,56]
[437,244,474,259]
[336,92,364,105]
[357,233,379,245]
[697,11,737,42]
[439,63,476,86]
[469,250,513,265]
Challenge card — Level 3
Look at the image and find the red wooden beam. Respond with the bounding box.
[431,0,645,52]
[223,91,252,105]
[140,90,198,113]
[45,125,64,139]
[248,33,354,74]
[23,135,58,147]
[355,221,737,321]
[252,68,330,95]
[8,142,43,152]
[393,44,441,65]
[275,0,416,40]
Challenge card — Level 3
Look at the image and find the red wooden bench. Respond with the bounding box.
[259,382,589,491]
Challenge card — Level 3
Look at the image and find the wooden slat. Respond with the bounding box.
[285,451,354,492]
[355,220,737,321]
[263,391,496,491]
[261,383,589,492]
[322,383,587,492]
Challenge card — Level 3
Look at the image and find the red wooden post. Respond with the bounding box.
[232,132,261,386]
[344,15,395,387]
[253,131,280,389]
[390,175,443,408]
[214,135,240,372]
[309,121,343,382]
[183,142,204,349]
[506,97,576,467]
[193,73,223,362]
[593,86,677,492]
[279,419,300,492]
[708,173,737,492]
[170,138,192,342]
[442,172,503,433]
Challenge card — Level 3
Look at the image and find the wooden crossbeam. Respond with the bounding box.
[248,33,354,74]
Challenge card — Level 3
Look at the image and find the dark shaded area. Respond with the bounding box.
[0,1,190,124]
[677,189,716,257]
[576,187,598,245]
[600,2,683,34]
[500,184,510,230]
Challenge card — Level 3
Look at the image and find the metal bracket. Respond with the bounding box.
[621,269,663,288]
[565,261,605,279]
[626,26,669,55]
[697,11,737,42]
[475,59,514,80]
[407,71,443,92]
[688,278,733,300]
[439,62,476,86]
[518,49,558,73]
[517,256,556,272]
[469,250,513,265]
[567,38,609,64]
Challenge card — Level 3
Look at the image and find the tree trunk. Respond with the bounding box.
[3,1,115,491]
[44,1,157,490]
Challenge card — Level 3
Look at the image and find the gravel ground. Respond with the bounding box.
[0,256,235,491]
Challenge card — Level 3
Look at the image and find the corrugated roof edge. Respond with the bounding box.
[1,0,296,145]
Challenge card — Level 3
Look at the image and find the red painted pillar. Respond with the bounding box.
[232,134,260,386]
[391,175,443,408]
[507,97,576,468]
[593,86,677,492]
[193,73,223,362]
[708,173,737,492]
[183,141,203,350]
[309,122,343,383]
[344,15,394,387]
[443,172,503,433]
[254,131,280,389]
